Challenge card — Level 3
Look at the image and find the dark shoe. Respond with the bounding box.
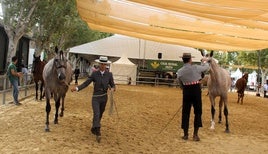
[15,102,22,106]
[91,127,97,135]
[182,135,188,140]
[193,135,200,141]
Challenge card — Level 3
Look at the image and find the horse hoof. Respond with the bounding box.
[225,129,230,133]
[45,128,50,132]
[54,120,58,124]
[96,136,101,143]
[59,113,63,117]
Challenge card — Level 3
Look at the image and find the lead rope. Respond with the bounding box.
[158,104,182,134]
[108,90,121,145]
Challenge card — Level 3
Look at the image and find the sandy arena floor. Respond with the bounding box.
[0,79,268,154]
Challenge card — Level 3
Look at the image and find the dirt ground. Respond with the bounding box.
[0,79,268,154]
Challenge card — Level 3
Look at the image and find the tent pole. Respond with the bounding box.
[143,40,146,68]
[256,50,261,97]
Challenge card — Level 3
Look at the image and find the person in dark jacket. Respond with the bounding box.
[71,56,115,142]
[74,66,80,85]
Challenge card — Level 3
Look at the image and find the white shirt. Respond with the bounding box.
[264,84,268,91]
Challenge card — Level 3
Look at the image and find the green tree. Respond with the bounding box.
[1,0,38,64]
[32,0,112,58]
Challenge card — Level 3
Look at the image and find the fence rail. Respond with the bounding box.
[0,74,36,105]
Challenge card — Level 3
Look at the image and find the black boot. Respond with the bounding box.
[91,127,97,135]
[193,127,200,141]
[182,129,188,140]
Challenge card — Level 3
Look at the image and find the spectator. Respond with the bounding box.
[21,64,29,86]
[7,56,23,105]
[263,80,268,98]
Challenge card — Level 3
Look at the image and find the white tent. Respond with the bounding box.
[110,56,137,85]
[231,68,242,82]
[69,34,203,62]
[248,71,257,90]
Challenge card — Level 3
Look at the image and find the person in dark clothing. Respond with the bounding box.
[176,53,209,141]
[71,56,115,142]
[74,66,80,85]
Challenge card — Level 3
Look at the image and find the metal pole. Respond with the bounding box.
[256,50,261,97]
[3,77,7,105]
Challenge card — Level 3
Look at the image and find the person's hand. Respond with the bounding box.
[70,86,77,92]
[201,57,209,63]
[17,72,23,77]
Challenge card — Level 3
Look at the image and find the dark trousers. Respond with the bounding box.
[75,75,79,83]
[91,94,108,128]
[264,91,268,98]
[181,84,202,130]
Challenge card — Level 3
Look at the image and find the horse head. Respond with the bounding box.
[198,49,213,62]
[242,72,249,81]
[32,54,42,73]
[53,47,68,83]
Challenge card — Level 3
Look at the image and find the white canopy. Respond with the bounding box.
[69,34,203,62]
[76,0,268,51]
[247,71,257,87]
[231,68,242,81]
[110,55,137,85]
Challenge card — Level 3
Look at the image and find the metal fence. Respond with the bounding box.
[0,74,36,105]
[136,76,179,87]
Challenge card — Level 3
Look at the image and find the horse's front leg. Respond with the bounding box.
[54,97,61,124]
[218,98,223,123]
[59,95,65,117]
[241,92,244,105]
[35,82,39,100]
[224,104,230,133]
[237,93,241,104]
[209,97,216,130]
[45,92,51,132]
[40,82,44,101]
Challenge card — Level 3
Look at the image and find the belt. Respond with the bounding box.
[183,81,200,85]
[92,93,107,97]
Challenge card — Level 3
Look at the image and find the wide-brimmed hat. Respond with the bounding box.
[179,53,195,59]
[95,56,111,64]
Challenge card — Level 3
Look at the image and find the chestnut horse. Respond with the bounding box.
[32,55,46,100]
[43,47,73,132]
[235,73,248,105]
[201,50,231,133]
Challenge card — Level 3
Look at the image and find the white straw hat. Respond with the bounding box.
[95,56,111,64]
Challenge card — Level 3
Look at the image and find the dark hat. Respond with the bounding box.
[180,53,195,59]
[95,56,111,64]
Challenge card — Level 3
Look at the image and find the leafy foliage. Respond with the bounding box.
[1,0,112,58]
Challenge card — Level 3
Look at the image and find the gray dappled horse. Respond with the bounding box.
[43,47,73,132]
[201,50,231,133]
